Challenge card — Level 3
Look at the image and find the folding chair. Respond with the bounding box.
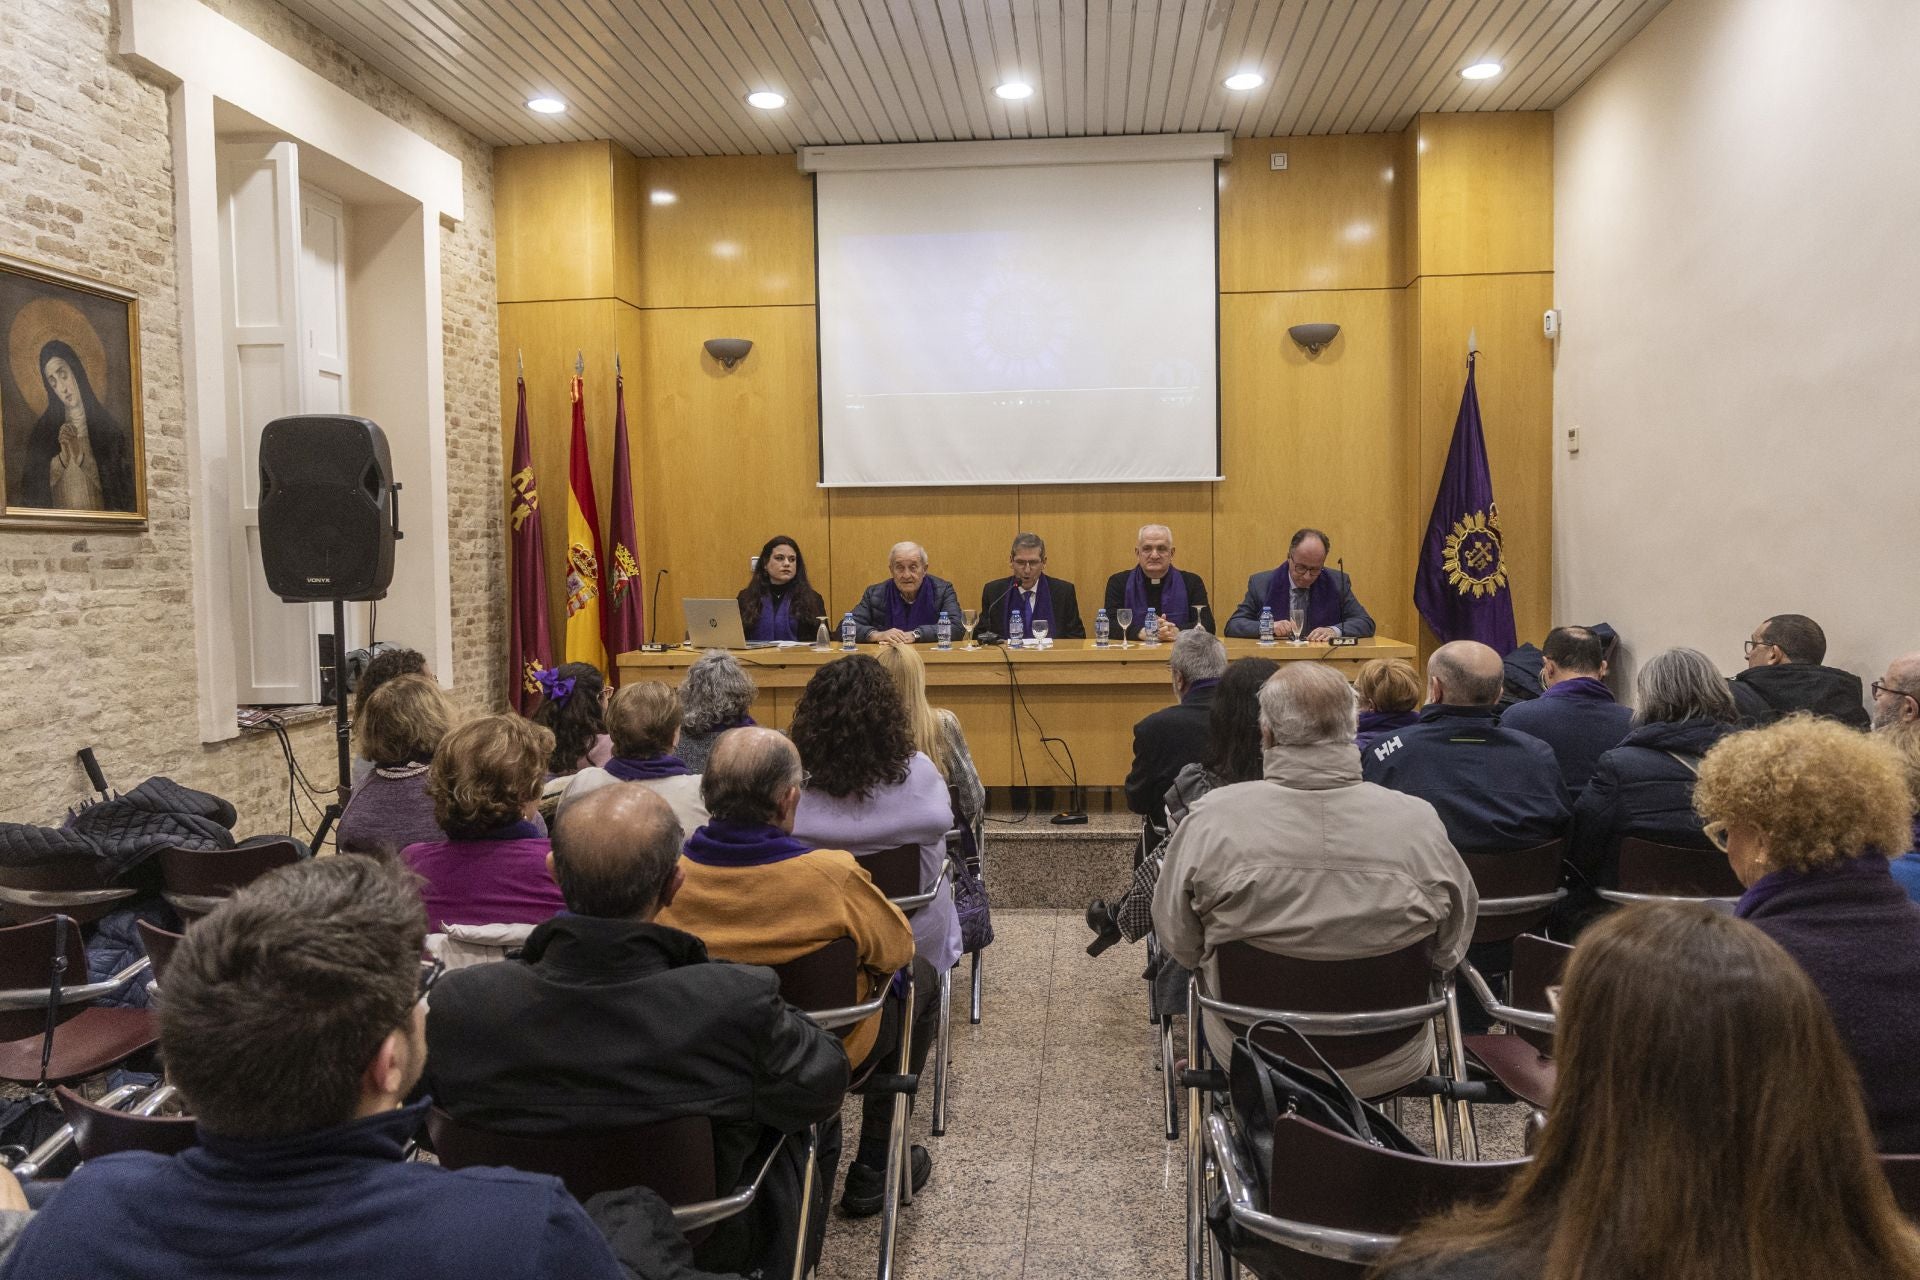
[55,1084,196,1161]
[1883,1153,1920,1223]
[1598,837,1743,907]
[136,920,182,1000]
[0,860,139,926]
[1457,935,1569,1149]
[862,842,955,1137]
[159,839,304,919]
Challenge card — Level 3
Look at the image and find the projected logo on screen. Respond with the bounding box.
[961,270,1072,384]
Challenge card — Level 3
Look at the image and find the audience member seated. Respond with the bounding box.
[738,534,828,643]
[1497,625,1632,797]
[675,649,757,774]
[350,645,429,787]
[1872,651,1920,901]
[1377,902,1920,1280]
[404,714,566,931]
[1153,664,1476,1098]
[0,857,628,1279]
[1103,523,1215,642]
[427,785,847,1275]
[530,662,612,776]
[1695,715,1920,1152]
[1362,640,1571,854]
[1355,656,1422,753]
[877,642,985,828]
[1732,612,1870,728]
[849,541,964,645]
[1124,629,1229,828]
[337,673,456,861]
[559,681,708,833]
[1086,655,1279,956]
[658,728,923,1218]
[1568,647,1741,895]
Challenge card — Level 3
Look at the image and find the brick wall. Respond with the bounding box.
[0,0,501,835]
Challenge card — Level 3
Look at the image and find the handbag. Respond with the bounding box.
[1226,1017,1423,1189]
[948,847,994,954]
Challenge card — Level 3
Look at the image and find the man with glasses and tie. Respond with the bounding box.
[1225,527,1375,643]
[979,532,1084,641]
[1730,613,1870,728]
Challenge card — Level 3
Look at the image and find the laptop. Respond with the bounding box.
[683,597,780,649]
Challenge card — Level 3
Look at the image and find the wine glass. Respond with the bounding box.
[1032,619,1050,648]
[1115,608,1133,650]
[1289,603,1308,645]
[961,608,980,650]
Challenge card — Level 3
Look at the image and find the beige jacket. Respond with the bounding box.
[1152,740,1477,1098]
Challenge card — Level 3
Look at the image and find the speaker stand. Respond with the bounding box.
[309,598,354,851]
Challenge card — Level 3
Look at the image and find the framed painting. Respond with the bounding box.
[0,252,146,531]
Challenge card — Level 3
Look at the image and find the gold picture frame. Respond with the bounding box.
[0,251,147,532]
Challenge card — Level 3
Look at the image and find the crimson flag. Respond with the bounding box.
[506,376,555,712]
[605,366,645,668]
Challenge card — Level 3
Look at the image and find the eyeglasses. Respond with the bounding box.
[1742,639,1776,657]
[1872,681,1920,703]
[1703,820,1729,853]
[418,956,445,1002]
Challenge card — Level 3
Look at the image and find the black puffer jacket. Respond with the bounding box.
[1729,663,1870,729]
[0,777,238,889]
[1568,717,1740,886]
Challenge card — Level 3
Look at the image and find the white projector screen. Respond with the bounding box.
[812,141,1221,487]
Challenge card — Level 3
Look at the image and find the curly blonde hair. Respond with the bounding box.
[1693,715,1912,873]
[429,713,553,838]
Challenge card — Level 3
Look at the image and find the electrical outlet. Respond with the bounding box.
[1269,152,1289,171]
[1566,427,1581,455]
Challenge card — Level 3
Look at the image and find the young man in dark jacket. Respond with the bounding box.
[1730,613,1870,728]
[1498,626,1632,797]
[0,858,627,1280]
[425,783,848,1277]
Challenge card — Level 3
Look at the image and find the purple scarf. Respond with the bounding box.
[605,754,692,782]
[1006,576,1056,634]
[1123,567,1190,627]
[1264,564,1343,632]
[683,819,815,868]
[1736,854,1890,918]
[747,590,793,642]
[885,580,940,631]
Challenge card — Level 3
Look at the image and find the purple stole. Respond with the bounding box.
[885,580,940,631]
[684,819,814,868]
[1006,577,1056,634]
[748,590,794,641]
[1123,568,1190,626]
[1264,564,1343,632]
[605,754,692,782]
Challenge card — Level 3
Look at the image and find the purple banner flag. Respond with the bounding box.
[605,369,645,670]
[507,377,555,713]
[1414,354,1517,655]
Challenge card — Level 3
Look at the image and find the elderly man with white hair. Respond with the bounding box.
[1152,662,1476,1098]
[848,541,964,645]
[1103,523,1215,643]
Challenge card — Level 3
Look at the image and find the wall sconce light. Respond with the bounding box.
[1287,323,1341,356]
[702,338,753,370]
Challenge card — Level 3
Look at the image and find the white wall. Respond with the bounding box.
[1553,0,1920,690]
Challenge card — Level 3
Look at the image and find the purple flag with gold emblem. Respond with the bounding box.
[1414,354,1517,654]
[507,376,555,713]
[605,366,645,672]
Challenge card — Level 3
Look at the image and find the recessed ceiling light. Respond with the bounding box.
[995,81,1035,101]
[1460,62,1502,80]
[649,190,678,206]
[1223,72,1265,92]
[746,90,786,110]
[526,96,567,114]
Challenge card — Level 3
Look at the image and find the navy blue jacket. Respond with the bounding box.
[1496,677,1632,798]
[1224,567,1375,639]
[0,1101,624,1280]
[1125,680,1218,826]
[1566,717,1738,886]
[1360,704,1570,854]
[1355,709,1419,755]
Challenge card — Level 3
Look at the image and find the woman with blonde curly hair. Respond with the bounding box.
[1694,714,1920,1151]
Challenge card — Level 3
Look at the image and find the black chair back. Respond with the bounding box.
[769,936,861,1018]
[136,921,184,986]
[1462,840,1564,945]
[0,861,138,925]
[0,915,91,1043]
[55,1086,197,1160]
[1883,1154,1920,1223]
[860,843,922,900]
[1507,935,1573,1055]
[1616,837,1743,898]
[160,840,303,917]
[1215,940,1434,1071]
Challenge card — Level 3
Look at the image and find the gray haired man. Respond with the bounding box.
[1124,629,1229,826]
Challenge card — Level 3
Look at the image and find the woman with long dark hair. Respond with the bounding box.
[19,339,135,512]
[529,662,610,776]
[737,535,827,642]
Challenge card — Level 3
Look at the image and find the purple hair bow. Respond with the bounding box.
[533,669,576,703]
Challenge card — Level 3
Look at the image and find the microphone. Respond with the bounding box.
[648,569,668,643]
[1330,557,1360,647]
[976,579,1016,646]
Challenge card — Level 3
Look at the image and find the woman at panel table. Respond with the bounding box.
[736,535,828,643]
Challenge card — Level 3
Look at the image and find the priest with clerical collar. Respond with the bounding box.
[1225,527,1375,643]
[849,541,964,645]
[1103,523,1215,643]
[980,532,1085,641]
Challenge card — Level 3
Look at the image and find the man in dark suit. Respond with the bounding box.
[848,541,965,644]
[1103,523,1215,642]
[979,532,1084,640]
[1731,613,1871,729]
[1225,527,1374,641]
[1124,629,1228,826]
[1499,625,1633,797]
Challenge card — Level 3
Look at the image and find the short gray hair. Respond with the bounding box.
[1635,647,1739,727]
[888,541,928,568]
[1136,523,1173,545]
[1010,532,1045,558]
[1170,629,1227,685]
[680,649,756,734]
[1259,663,1358,746]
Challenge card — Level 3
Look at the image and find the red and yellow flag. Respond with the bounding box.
[563,368,608,672]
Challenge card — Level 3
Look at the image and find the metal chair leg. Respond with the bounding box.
[875,981,915,1280]
[1427,1040,1451,1159]
[969,949,983,1024]
[931,965,953,1137]
[1185,980,1206,1280]
[1160,1015,1179,1141]
[789,1126,818,1280]
[1442,982,1480,1161]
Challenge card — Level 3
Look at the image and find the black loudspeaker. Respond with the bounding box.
[257,415,401,602]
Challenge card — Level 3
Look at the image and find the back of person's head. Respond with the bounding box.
[1692,714,1910,873]
[701,726,803,825]
[1635,646,1741,726]
[430,713,552,838]
[1258,663,1359,748]
[1169,629,1228,686]
[789,654,915,800]
[876,642,950,782]
[357,673,457,767]
[352,646,428,724]
[159,857,426,1141]
[1204,657,1280,783]
[1355,657,1421,714]
[530,661,607,774]
[1542,625,1606,675]
[1391,902,1920,1280]
[605,681,680,759]
[1759,613,1827,665]
[680,650,757,735]
[550,785,684,918]
[1427,640,1504,707]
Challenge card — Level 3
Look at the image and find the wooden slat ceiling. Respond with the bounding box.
[271,0,1673,156]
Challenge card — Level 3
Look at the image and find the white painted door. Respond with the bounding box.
[298,184,366,655]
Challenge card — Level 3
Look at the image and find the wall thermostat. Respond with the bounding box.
[1543,308,1561,339]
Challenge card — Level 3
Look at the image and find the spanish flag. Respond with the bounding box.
[563,368,608,672]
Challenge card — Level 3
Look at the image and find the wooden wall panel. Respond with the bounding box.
[825,488,1020,625]
[1219,134,1405,294]
[1012,484,1216,627]
[632,155,815,310]
[1413,113,1554,278]
[495,143,617,303]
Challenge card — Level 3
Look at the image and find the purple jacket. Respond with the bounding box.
[337,765,445,861]
[402,820,565,931]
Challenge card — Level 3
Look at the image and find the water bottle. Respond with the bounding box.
[1095,608,1110,648]
[1008,610,1024,647]
[1142,607,1159,646]
[813,619,831,650]
[1259,605,1276,646]
[936,612,952,650]
[840,613,857,651]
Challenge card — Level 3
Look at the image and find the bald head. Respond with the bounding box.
[549,785,684,920]
[1259,663,1358,747]
[702,726,803,827]
[1427,641,1505,707]
[1873,651,1920,731]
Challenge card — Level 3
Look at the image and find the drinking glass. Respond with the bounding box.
[1032,619,1050,648]
[961,608,980,650]
[1115,608,1133,650]
[1289,604,1307,645]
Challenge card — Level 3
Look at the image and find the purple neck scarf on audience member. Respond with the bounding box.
[1007,576,1055,633]
[1264,563,1343,632]
[683,819,814,867]
[1182,676,1221,706]
[1736,853,1890,918]
[747,590,793,642]
[469,819,544,843]
[1124,567,1189,626]
[605,754,692,782]
[885,580,940,631]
